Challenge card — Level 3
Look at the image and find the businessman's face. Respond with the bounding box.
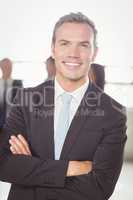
[51,22,97,87]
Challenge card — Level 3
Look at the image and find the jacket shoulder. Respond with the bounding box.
[23,79,54,92]
[90,83,126,117]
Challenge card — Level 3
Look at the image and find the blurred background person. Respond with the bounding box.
[45,56,56,79]
[0,58,23,131]
[89,63,105,90]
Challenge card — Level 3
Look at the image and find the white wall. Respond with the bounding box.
[0,0,133,85]
[0,0,133,65]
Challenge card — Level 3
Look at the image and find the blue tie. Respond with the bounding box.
[54,93,72,160]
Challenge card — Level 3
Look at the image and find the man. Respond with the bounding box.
[0,58,23,131]
[0,12,127,200]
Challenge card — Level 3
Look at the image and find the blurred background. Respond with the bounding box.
[0,0,133,199]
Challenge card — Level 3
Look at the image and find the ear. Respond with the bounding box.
[92,47,98,62]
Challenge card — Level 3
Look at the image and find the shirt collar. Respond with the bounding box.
[71,79,89,103]
[55,77,89,103]
[55,78,65,101]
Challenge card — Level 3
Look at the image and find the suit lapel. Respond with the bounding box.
[32,80,55,159]
[43,80,55,158]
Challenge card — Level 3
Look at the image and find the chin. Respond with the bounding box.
[66,75,85,82]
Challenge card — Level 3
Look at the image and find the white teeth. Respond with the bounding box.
[65,62,80,66]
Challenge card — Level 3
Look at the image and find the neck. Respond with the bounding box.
[56,75,88,92]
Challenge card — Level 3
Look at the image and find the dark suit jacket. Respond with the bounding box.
[0,80,127,200]
[0,79,23,130]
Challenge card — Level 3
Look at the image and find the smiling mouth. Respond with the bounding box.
[63,62,81,68]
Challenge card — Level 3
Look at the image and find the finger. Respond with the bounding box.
[17,134,31,155]
[10,136,28,155]
[9,139,22,154]
[10,146,17,154]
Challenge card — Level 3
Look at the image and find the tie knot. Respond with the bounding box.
[61,92,72,105]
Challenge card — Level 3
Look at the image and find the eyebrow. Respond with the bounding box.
[58,40,90,44]
[79,41,90,44]
[58,39,70,43]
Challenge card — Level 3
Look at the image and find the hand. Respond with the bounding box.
[67,161,92,177]
[9,134,32,156]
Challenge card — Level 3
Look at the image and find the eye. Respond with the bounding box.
[82,44,88,47]
[81,43,90,48]
[60,41,68,46]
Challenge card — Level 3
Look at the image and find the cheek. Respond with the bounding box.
[80,53,90,62]
[83,53,95,62]
[80,49,91,57]
[54,49,64,60]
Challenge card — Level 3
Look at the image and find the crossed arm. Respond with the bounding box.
[9,134,92,177]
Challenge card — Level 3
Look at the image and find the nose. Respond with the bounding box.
[67,45,80,58]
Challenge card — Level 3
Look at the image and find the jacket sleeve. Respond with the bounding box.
[63,112,127,200]
[0,89,68,188]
